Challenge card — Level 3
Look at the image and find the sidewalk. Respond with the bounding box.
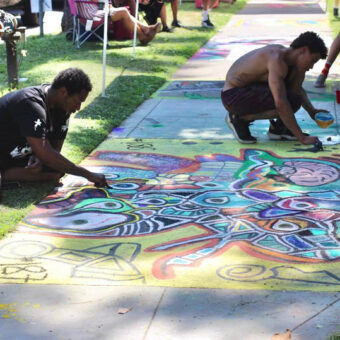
[1,1,340,339]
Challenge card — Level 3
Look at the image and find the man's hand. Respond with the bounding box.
[300,135,320,145]
[25,156,42,173]
[308,108,329,120]
[87,172,110,188]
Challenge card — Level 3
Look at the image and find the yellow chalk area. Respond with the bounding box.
[0,302,40,323]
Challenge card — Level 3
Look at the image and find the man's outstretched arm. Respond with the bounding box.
[27,137,108,187]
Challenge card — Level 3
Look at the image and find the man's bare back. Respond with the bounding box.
[223,45,289,91]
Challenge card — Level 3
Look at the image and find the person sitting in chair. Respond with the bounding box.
[116,0,182,33]
[78,0,161,44]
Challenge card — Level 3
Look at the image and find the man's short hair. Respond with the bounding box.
[51,68,92,96]
[290,31,328,59]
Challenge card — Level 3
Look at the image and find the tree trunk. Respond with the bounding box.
[61,0,73,32]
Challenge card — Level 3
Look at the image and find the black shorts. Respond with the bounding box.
[140,0,164,25]
[221,83,302,117]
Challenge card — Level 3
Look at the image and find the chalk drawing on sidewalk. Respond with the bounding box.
[189,37,293,62]
[1,140,340,291]
[154,80,224,99]
[233,18,321,27]
[0,240,145,283]
[217,264,340,285]
[154,80,336,102]
[240,1,324,15]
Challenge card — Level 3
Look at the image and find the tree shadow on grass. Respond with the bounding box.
[29,33,198,73]
[1,181,58,209]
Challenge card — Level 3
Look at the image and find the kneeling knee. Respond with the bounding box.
[26,167,63,181]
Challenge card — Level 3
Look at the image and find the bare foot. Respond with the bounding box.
[140,25,149,36]
[150,22,162,33]
[140,22,161,45]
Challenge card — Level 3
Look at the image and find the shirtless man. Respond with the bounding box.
[221,31,328,144]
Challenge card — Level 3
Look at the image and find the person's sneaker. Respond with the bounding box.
[172,19,182,27]
[225,113,257,144]
[334,7,339,16]
[202,18,214,28]
[314,73,327,88]
[267,119,300,140]
[161,25,173,33]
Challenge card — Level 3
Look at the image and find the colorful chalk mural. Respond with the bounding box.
[154,80,337,103]
[154,80,224,99]
[189,37,293,61]
[232,17,325,28]
[2,139,340,291]
[240,1,324,15]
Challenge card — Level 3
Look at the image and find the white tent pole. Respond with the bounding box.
[132,0,139,58]
[102,0,109,97]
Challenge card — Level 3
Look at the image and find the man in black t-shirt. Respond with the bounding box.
[0,68,108,187]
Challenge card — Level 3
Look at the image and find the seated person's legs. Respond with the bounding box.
[88,5,160,44]
[168,0,182,27]
[140,0,173,32]
[110,7,161,44]
[201,0,215,28]
[221,83,302,144]
[140,0,160,25]
[159,3,173,32]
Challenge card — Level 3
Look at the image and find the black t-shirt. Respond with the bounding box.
[0,84,70,165]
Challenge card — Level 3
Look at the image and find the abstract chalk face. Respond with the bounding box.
[273,161,339,186]
[18,149,340,281]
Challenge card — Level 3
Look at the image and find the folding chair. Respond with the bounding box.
[68,0,110,48]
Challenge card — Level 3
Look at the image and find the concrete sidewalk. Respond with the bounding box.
[1,1,340,339]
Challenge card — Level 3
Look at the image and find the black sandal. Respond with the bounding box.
[161,26,173,33]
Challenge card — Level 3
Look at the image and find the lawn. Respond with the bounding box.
[0,0,247,237]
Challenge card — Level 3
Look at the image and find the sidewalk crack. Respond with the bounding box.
[292,295,340,333]
[142,288,167,340]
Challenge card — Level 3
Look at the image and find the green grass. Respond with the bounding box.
[327,0,340,36]
[328,335,340,340]
[0,0,247,237]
